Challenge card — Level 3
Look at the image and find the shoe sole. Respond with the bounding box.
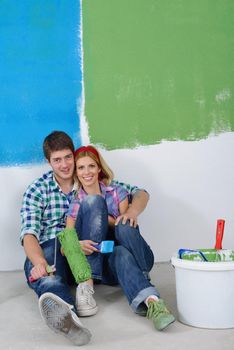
[39,292,91,346]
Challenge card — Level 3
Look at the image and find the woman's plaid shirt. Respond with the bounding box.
[20,170,141,245]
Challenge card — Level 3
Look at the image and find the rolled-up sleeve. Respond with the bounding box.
[20,186,43,244]
[112,180,148,196]
[116,185,128,203]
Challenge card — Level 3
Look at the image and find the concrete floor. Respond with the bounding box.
[0,263,233,350]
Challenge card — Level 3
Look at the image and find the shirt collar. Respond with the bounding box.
[99,181,115,196]
[50,172,76,194]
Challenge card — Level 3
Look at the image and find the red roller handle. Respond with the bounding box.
[29,275,36,283]
[215,219,225,249]
[28,265,56,283]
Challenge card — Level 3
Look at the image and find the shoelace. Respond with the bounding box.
[78,285,94,305]
[146,301,169,320]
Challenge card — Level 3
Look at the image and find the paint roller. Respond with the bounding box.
[29,228,92,284]
[179,219,234,262]
[57,227,92,283]
[58,232,114,282]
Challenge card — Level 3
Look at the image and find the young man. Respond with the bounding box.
[20,130,159,346]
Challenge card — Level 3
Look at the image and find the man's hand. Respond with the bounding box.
[80,240,100,255]
[115,206,138,228]
[30,262,48,281]
[115,189,149,228]
[108,215,116,227]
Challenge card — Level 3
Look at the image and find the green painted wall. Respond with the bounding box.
[82,0,234,149]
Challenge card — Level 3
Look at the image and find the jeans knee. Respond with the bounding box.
[80,195,107,220]
[37,275,64,295]
[82,195,105,209]
[115,221,138,242]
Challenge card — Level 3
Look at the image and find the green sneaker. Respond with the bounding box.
[147,299,175,331]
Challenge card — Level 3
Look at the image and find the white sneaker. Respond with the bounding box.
[76,284,98,316]
[39,292,91,346]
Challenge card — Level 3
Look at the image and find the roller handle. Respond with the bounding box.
[28,265,56,283]
[215,219,225,250]
[29,275,36,283]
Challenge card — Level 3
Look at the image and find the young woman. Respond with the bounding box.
[66,145,129,316]
[67,145,175,331]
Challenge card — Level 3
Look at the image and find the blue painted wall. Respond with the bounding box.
[0,1,82,166]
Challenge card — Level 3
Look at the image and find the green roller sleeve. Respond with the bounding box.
[57,228,92,283]
[179,248,234,262]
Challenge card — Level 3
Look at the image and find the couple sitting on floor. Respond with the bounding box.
[20,130,175,346]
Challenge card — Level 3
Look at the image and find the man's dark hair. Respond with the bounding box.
[43,131,75,160]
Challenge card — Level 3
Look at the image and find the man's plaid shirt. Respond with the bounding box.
[20,170,141,245]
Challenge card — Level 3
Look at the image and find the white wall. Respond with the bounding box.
[103,132,234,262]
[1,132,233,270]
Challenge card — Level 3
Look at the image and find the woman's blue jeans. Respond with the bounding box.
[75,195,160,314]
[24,238,75,306]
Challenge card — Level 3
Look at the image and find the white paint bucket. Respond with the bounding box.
[171,255,234,329]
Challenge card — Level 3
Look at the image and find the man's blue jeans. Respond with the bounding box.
[75,195,160,314]
[24,238,75,306]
